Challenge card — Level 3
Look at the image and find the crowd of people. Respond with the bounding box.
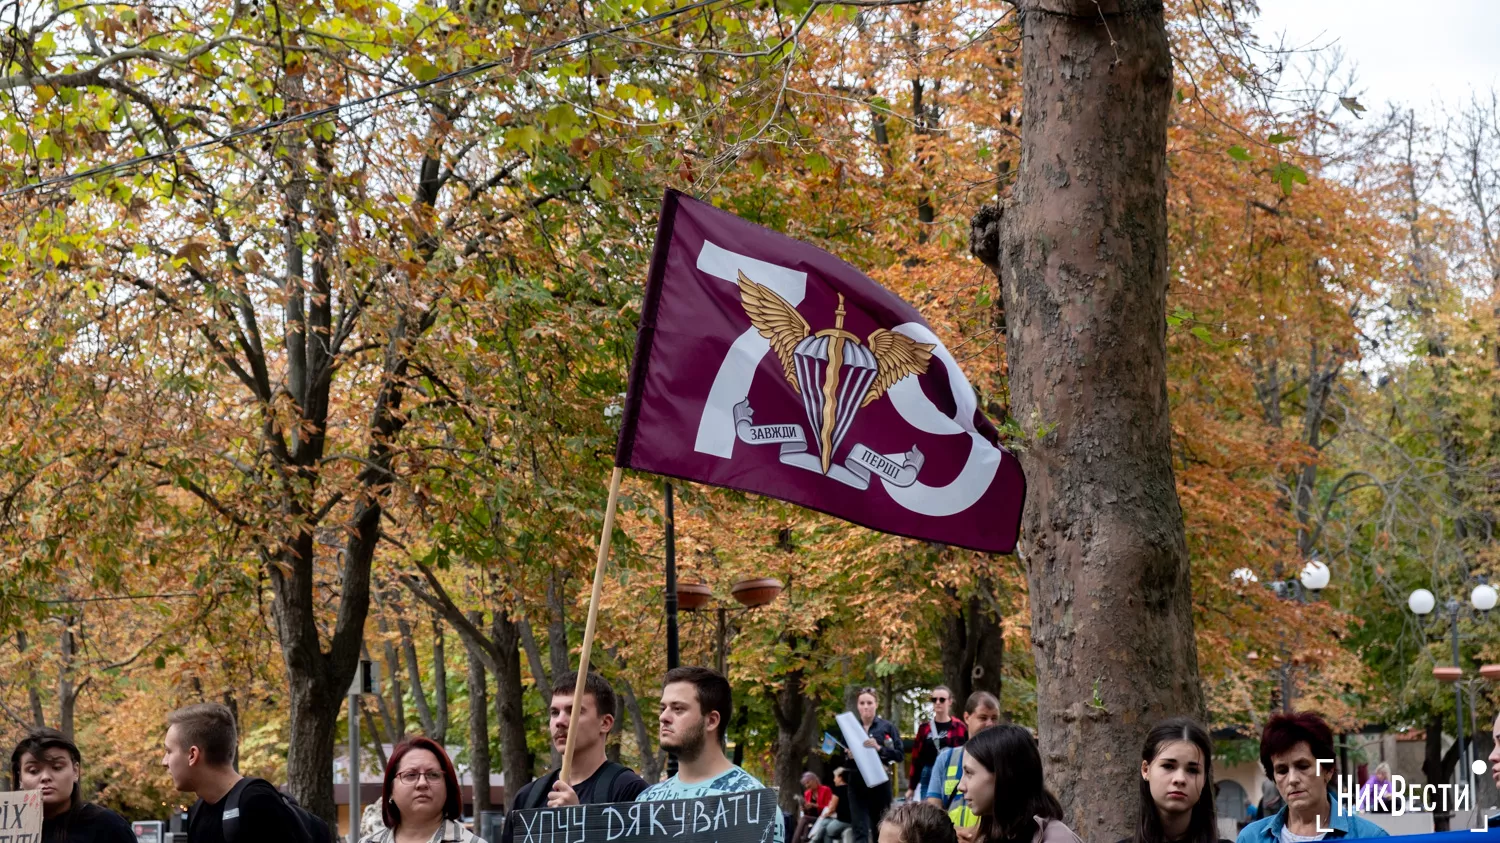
[797,688,1426,843]
[10,669,1500,843]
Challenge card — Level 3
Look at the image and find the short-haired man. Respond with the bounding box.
[502,671,649,843]
[637,666,784,843]
[163,702,307,843]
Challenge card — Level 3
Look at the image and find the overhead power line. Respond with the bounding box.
[1,0,729,199]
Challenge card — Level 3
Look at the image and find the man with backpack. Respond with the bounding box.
[501,671,648,843]
[163,702,329,843]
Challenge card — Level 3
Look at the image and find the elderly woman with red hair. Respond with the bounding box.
[361,736,484,843]
[1234,713,1387,843]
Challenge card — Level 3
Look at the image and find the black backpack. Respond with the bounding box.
[189,777,333,843]
[522,762,629,811]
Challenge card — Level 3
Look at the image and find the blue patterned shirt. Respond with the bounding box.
[637,766,784,843]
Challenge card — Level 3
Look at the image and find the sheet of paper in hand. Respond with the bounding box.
[512,789,779,843]
[0,789,43,842]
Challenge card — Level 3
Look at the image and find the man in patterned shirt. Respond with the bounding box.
[637,666,785,843]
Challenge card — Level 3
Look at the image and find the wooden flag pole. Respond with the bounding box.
[560,465,625,784]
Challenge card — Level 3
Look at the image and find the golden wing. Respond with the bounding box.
[863,329,936,406]
[738,271,809,387]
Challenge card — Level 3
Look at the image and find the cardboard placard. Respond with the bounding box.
[513,789,778,843]
[0,790,43,843]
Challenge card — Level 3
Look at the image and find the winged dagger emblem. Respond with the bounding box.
[738,271,935,474]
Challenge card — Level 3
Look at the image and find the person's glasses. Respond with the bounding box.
[930,696,949,703]
[396,770,444,785]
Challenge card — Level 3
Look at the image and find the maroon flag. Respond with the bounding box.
[615,190,1025,553]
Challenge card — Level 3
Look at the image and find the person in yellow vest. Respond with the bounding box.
[922,692,1000,842]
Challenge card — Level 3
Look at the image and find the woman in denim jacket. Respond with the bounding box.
[1235,713,1387,843]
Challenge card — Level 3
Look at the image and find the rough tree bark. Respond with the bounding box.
[466,611,493,817]
[970,1,1203,836]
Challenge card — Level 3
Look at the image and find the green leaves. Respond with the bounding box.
[1271,161,1309,195]
[1228,145,1251,162]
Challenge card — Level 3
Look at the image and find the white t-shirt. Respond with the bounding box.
[1278,824,1327,843]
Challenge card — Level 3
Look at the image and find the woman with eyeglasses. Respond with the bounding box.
[362,736,484,843]
[907,686,967,802]
[848,686,903,843]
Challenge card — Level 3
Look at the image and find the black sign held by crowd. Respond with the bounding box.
[0,790,42,843]
[514,789,778,843]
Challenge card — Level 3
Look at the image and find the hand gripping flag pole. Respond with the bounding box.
[559,466,624,784]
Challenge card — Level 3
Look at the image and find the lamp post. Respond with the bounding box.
[1408,582,1497,792]
[1255,558,1331,712]
[664,482,680,777]
[673,578,782,766]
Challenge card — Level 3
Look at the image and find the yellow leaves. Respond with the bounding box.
[173,240,212,272]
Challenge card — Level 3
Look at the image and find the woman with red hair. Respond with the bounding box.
[1234,712,1387,843]
[361,736,484,843]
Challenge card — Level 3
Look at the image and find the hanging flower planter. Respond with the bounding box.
[730,577,783,608]
[677,582,712,611]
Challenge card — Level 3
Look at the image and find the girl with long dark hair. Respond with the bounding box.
[10,728,135,843]
[958,725,1080,843]
[1124,718,1225,843]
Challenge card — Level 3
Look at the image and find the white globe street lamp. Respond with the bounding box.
[1300,560,1331,591]
[1471,584,1498,612]
[1409,588,1437,616]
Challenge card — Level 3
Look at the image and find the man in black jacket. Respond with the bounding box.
[163,703,309,843]
[502,671,649,843]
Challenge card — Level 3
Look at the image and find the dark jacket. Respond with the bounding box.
[863,717,903,766]
[908,718,967,783]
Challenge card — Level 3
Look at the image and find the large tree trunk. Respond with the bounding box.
[772,659,820,815]
[401,613,448,742]
[1422,712,1462,831]
[971,1,1202,837]
[492,610,533,810]
[545,574,570,688]
[940,588,1005,708]
[466,611,493,817]
[518,619,553,699]
[57,616,76,739]
[617,674,662,783]
[17,630,46,728]
[374,608,408,738]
